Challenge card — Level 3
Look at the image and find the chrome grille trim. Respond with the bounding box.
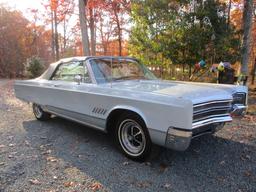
[193,99,232,126]
[193,113,230,123]
[192,116,232,129]
[194,106,232,115]
[193,99,233,108]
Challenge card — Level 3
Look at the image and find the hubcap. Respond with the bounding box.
[33,104,43,118]
[118,119,146,156]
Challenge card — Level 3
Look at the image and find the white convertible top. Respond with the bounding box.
[38,57,88,80]
[38,56,137,80]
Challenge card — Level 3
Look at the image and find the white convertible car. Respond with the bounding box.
[15,56,247,160]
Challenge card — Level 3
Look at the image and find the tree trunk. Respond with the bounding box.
[113,5,122,56]
[54,10,59,60]
[51,10,55,61]
[251,58,256,85]
[63,17,67,55]
[78,0,90,56]
[89,8,96,56]
[240,0,253,76]
[227,0,232,28]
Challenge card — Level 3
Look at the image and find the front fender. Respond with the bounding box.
[107,105,148,127]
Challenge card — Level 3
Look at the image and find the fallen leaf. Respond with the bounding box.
[53,176,58,180]
[24,140,30,146]
[29,179,41,185]
[159,163,168,172]
[216,176,225,183]
[123,161,129,166]
[244,170,252,177]
[0,162,5,166]
[8,143,15,147]
[193,149,200,153]
[89,182,102,191]
[219,160,225,165]
[8,155,14,159]
[46,156,58,162]
[136,180,152,188]
[40,136,47,139]
[245,155,251,160]
[64,181,75,187]
[163,183,171,189]
[241,154,251,161]
[42,150,52,155]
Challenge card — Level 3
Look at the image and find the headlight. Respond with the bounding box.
[232,92,246,105]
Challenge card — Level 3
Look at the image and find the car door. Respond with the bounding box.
[41,60,105,129]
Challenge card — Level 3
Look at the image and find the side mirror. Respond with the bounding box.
[74,74,82,85]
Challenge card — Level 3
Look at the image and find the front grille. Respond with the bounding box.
[193,100,232,123]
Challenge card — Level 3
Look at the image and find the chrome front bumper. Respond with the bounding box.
[165,104,247,151]
[165,121,228,151]
[165,128,192,151]
[230,104,247,116]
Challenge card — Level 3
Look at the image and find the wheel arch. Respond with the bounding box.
[105,105,148,133]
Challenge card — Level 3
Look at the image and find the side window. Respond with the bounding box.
[51,61,91,83]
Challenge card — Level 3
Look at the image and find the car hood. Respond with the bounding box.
[108,80,233,104]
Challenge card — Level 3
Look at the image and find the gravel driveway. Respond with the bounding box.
[0,79,255,192]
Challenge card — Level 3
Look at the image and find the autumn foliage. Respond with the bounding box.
[0,0,255,83]
[0,6,51,78]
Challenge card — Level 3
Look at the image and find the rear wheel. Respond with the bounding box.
[115,113,152,161]
[32,103,51,121]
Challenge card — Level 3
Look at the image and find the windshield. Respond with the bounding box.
[89,58,157,84]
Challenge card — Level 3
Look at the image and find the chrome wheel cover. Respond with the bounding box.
[118,119,146,157]
[33,104,43,118]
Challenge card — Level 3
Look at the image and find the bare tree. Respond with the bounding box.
[89,8,96,56]
[53,9,59,60]
[240,0,254,76]
[78,0,90,56]
[51,10,55,61]
[112,1,122,56]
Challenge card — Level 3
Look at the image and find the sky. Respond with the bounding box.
[0,0,43,12]
[0,0,129,40]
[0,0,43,18]
[0,0,78,36]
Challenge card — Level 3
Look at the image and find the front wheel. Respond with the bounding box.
[115,113,152,161]
[32,103,51,121]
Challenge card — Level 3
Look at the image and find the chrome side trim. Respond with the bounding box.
[192,116,232,129]
[43,106,106,131]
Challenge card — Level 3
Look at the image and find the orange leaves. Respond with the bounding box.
[64,181,75,187]
[50,0,58,11]
[89,182,103,191]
